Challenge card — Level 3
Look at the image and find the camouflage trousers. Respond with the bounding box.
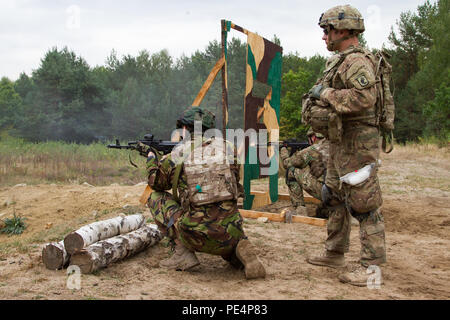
[287,166,323,207]
[325,205,386,266]
[147,191,246,259]
[324,124,386,266]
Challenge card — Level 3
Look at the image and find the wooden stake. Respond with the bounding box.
[191,56,225,107]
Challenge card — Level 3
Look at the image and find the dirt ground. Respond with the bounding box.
[0,146,449,300]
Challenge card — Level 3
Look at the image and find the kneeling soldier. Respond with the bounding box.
[145,107,266,280]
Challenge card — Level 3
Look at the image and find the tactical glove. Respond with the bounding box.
[309,84,324,100]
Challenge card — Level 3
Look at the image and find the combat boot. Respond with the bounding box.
[338,265,384,287]
[159,243,200,271]
[306,250,346,268]
[235,239,266,280]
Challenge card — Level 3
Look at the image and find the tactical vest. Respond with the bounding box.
[172,138,239,207]
[303,46,395,151]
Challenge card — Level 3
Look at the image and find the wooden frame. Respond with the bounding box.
[140,20,326,227]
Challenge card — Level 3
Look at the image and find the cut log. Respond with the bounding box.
[64,214,145,255]
[69,224,161,274]
[42,241,70,270]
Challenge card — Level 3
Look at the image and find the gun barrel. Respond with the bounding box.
[107,144,132,149]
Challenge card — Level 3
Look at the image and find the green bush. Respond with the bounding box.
[0,213,27,235]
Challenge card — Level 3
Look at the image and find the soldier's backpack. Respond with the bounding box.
[374,50,395,153]
[172,137,239,206]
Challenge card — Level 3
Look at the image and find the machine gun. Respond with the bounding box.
[280,139,310,156]
[107,134,179,165]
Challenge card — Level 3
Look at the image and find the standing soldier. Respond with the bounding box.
[144,107,266,280]
[280,128,330,218]
[302,5,388,286]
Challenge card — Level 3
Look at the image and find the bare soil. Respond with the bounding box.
[0,146,449,300]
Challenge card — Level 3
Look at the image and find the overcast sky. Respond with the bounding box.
[1,0,429,80]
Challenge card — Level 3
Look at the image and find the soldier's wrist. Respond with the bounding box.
[320,87,333,102]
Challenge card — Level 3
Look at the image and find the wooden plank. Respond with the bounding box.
[239,209,284,222]
[291,215,327,227]
[229,22,249,35]
[139,185,153,205]
[250,191,271,209]
[239,209,326,227]
[278,193,321,205]
[192,56,226,107]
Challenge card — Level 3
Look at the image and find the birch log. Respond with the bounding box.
[64,214,145,254]
[42,241,70,270]
[69,224,161,274]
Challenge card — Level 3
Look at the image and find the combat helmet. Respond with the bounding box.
[319,5,365,33]
[176,106,216,132]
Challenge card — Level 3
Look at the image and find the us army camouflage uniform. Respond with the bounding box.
[280,138,330,206]
[146,138,246,262]
[317,45,386,266]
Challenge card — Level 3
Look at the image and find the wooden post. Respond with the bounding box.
[221,19,229,137]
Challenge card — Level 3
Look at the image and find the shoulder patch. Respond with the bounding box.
[348,66,376,90]
[356,74,369,87]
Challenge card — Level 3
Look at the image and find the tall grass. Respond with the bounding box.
[0,135,148,186]
[1,134,448,187]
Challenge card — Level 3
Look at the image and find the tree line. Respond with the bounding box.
[0,0,448,144]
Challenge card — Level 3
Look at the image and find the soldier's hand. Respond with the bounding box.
[137,142,150,154]
[280,146,289,162]
[309,84,324,100]
[310,160,325,178]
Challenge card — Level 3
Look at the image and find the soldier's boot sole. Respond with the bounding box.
[236,240,266,280]
[306,253,346,268]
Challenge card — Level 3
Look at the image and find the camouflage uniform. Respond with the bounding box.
[146,137,246,263]
[305,5,386,267]
[280,137,330,206]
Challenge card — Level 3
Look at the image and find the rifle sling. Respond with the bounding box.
[172,164,183,202]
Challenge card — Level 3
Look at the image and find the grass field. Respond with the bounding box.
[1,135,448,188]
[0,136,148,187]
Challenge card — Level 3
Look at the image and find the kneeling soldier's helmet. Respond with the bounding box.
[319,5,365,34]
[176,107,216,132]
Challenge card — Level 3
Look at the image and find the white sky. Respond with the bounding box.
[0,0,428,80]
